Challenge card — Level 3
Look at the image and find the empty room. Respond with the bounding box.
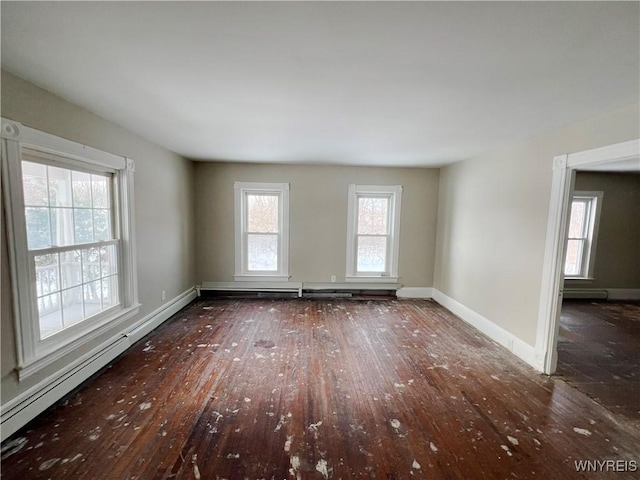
[1,2,639,479]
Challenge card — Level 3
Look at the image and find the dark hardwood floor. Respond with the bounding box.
[2,298,639,479]
[556,299,640,425]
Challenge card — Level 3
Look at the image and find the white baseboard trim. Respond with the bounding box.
[432,289,538,370]
[0,287,197,442]
[396,287,433,299]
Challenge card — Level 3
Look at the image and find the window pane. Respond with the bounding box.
[72,171,92,207]
[91,174,110,208]
[82,248,101,283]
[74,208,94,243]
[247,194,279,233]
[22,161,49,207]
[102,275,119,309]
[61,250,82,289]
[564,239,584,276]
[357,236,387,272]
[39,292,62,339]
[48,166,72,207]
[568,201,586,238]
[93,209,111,241]
[62,286,84,327]
[100,244,118,277]
[247,234,278,271]
[84,281,102,317]
[358,197,389,235]
[35,254,60,297]
[25,207,51,249]
[50,207,75,246]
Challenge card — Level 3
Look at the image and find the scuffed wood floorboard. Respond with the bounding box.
[2,298,639,479]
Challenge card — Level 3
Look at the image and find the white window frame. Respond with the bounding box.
[1,118,139,380]
[345,184,402,282]
[564,191,603,280]
[234,182,290,282]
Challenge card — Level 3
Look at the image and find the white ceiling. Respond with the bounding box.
[2,1,639,167]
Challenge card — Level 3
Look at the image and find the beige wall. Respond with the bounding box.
[434,104,640,346]
[1,71,195,403]
[565,172,640,290]
[1,68,636,409]
[194,162,439,287]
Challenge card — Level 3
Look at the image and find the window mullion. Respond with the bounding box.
[45,165,53,248]
[57,251,65,329]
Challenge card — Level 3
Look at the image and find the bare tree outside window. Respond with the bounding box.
[357,196,389,272]
[246,194,279,271]
[234,182,289,280]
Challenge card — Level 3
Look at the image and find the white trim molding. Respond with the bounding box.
[1,118,140,379]
[1,118,126,170]
[536,138,639,374]
[345,184,403,282]
[396,287,433,299]
[563,191,603,280]
[0,287,197,442]
[433,289,537,370]
[234,181,290,281]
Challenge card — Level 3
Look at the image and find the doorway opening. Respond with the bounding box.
[556,170,640,423]
[536,139,639,376]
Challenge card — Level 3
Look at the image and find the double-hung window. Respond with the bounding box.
[346,184,402,282]
[2,119,139,379]
[234,182,290,281]
[564,191,603,279]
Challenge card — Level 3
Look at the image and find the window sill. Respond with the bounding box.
[565,277,595,281]
[18,304,140,381]
[345,275,399,283]
[234,274,291,282]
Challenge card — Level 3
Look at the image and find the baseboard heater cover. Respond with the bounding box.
[563,288,640,300]
[563,289,608,299]
[199,281,401,298]
[0,287,197,442]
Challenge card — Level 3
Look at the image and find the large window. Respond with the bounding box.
[564,191,603,279]
[346,185,402,282]
[22,160,120,339]
[2,119,139,378]
[234,182,289,281]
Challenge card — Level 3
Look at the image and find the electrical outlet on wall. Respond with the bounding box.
[161,290,166,301]
[330,275,337,283]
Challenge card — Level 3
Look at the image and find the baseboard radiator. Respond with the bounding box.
[1,288,197,442]
[563,289,608,300]
[198,282,400,299]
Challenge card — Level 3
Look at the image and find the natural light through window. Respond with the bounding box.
[357,196,390,272]
[22,161,120,339]
[2,118,139,379]
[564,191,603,279]
[234,182,289,281]
[346,185,402,282]
[246,194,279,271]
